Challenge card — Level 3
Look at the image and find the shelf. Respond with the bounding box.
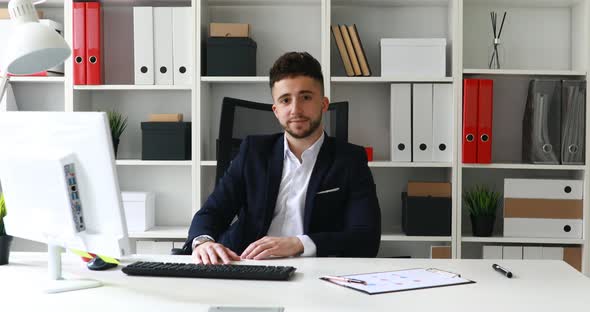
[208,0,319,5]
[463,0,583,8]
[74,85,191,91]
[201,76,269,83]
[201,160,452,168]
[331,76,453,83]
[332,0,450,5]
[128,226,188,239]
[9,76,64,83]
[463,69,586,76]
[116,160,192,166]
[462,163,586,170]
[381,233,452,242]
[370,161,452,168]
[462,235,584,245]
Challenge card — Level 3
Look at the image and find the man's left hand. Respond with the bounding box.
[241,236,304,260]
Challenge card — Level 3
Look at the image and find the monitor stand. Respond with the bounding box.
[45,244,102,294]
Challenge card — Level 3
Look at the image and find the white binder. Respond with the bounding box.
[172,7,191,86]
[503,179,583,199]
[133,7,154,85]
[390,84,412,161]
[153,7,174,85]
[412,83,433,162]
[504,218,583,239]
[432,83,452,162]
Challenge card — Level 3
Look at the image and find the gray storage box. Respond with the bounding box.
[206,37,257,76]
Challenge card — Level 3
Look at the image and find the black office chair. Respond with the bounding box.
[171,97,349,256]
[215,96,349,185]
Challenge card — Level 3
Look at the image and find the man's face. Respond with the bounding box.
[271,76,329,139]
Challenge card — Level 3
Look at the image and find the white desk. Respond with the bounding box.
[1,252,589,312]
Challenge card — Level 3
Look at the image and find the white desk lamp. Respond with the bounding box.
[0,0,71,108]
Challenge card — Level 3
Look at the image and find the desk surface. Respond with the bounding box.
[1,252,589,312]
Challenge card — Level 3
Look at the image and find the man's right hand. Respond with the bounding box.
[192,242,240,265]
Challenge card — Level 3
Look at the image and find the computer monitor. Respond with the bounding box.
[0,112,131,293]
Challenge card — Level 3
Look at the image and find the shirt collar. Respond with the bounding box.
[283,131,325,161]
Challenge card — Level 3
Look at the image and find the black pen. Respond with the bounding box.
[492,263,513,278]
[320,275,367,285]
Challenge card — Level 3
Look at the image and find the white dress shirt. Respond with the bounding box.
[266,132,325,257]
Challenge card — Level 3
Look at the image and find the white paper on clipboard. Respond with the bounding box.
[322,268,475,295]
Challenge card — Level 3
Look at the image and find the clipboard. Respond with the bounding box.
[320,268,475,295]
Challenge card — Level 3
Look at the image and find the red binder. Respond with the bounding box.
[477,79,494,163]
[72,2,86,85]
[462,79,479,163]
[85,1,101,85]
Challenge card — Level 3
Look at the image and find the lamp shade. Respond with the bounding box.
[2,0,71,75]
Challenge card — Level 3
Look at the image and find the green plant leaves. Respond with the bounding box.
[107,111,128,140]
[463,184,500,217]
[0,193,6,236]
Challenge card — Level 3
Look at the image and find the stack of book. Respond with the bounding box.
[331,24,371,77]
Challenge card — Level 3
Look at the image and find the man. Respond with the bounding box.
[186,52,381,264]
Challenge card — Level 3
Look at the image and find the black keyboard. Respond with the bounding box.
[122,261,297,281]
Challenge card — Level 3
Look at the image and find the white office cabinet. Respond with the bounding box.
[412,83,433,162]
[432,83,453,162]
[390,83,412,161]
[523,247,543,260]
[503,179,583,199]
[136,241,173,255]
[502,246,523,260]
[172,7,191,86]
[153,7,174,85]
[483,245,502,259]
[133,6,154,85]
[542,247,564,260]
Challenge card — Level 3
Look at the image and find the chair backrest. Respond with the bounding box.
[216,97,349,185]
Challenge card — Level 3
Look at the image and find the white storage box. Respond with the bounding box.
[122,191,155,232]
[380,38,446,77]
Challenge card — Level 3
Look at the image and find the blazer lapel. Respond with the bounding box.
[260,134,284,237]
[303,136,334,233]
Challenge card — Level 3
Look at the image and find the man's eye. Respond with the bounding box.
[303,95,311,101]
[281,98,289,104]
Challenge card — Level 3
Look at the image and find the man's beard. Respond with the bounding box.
[283,114,322,139]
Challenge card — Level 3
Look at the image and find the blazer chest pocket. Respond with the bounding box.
[315,187,345,211]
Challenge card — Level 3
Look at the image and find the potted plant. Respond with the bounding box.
[107,111,128,157]
[464,185,501,237]
[0,193,13,265]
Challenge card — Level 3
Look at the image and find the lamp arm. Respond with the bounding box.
[0,74,9,105]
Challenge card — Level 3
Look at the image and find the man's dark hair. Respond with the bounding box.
[269,52,324,93]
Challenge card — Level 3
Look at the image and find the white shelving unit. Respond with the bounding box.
[4,0,589,274]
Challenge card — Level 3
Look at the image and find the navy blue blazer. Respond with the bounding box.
[186,133,381,257]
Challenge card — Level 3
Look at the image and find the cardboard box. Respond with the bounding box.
[210,23,249,37]
[148,113,184,122]
[430,246,451,259]
[564,247,582,272]
[122,191,155,232]
[0,8,44,19]
[407,181,451,197]
[504,198,582,219]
